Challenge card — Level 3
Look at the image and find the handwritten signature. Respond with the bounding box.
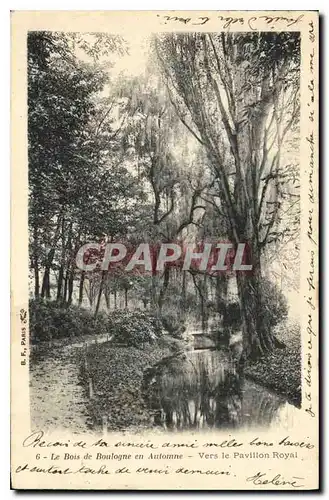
[246,471,304,488]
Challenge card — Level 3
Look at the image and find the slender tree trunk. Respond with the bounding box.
[41,248,56,298]
[63,223,73,305]
[181,271,186,310]
[40,216,62,299]
[34,261,40,298]
[56,265,64,301]
[78,271,85,306]
[86,281,94,308]
[158,266,170,310]
[67,267,74,305]
[63,269,69,304]
[33,225,40,298]
[56,217,67,302]
[41,269,51,299]
[104,289,110,310]
[191,273,207,333]
[202,274,209,331]
[94,271,106,317]
[151,275,157,310]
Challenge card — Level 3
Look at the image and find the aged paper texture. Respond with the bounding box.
[11,10,319,490]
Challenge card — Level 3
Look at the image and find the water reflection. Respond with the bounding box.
[144,349,298,431]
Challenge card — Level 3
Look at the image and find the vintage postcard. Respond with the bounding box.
[11,10,319,490]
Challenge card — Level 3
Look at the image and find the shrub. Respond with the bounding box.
[159,308,186,338]
[108,310,162,347]
[29,299,108,343]
[259,277,289,328]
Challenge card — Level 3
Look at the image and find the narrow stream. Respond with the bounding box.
[143,348,299,431]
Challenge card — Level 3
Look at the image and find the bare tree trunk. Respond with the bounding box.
[236,243,284,360]
[63,269,69,304]
[78,271,85,306]
[94,271,105,317]
[191,273,207,333]
[56,265,64,302]
[67,266,74,305]
[56,218,66,302]
[158,266,170,310]
[41,248,56,298]
[151,275,157,310]
[34,261,40,298]
[180,271,187,310]
[33,225,40,298]
[203,274,209,331]
[41,269,51,299]
[41,216,61,299]
[104,290,110,310]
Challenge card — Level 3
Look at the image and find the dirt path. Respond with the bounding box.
[29,335,111,434]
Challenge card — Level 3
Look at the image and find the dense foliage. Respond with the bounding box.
[221,277,288,331]
[29,300,166,347]
[28,32,145,309]
[108,310,163,347]
[29,299,108,343]
[258,277,289,328]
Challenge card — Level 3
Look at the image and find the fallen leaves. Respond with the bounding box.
[245,322,301,407]
[80,342,172,432]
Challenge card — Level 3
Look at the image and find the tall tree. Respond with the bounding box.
[28,31,142,306]
[156,32,300,358]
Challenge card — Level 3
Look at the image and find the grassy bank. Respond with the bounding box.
[245,322,301,407]
[78,337,182,432]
